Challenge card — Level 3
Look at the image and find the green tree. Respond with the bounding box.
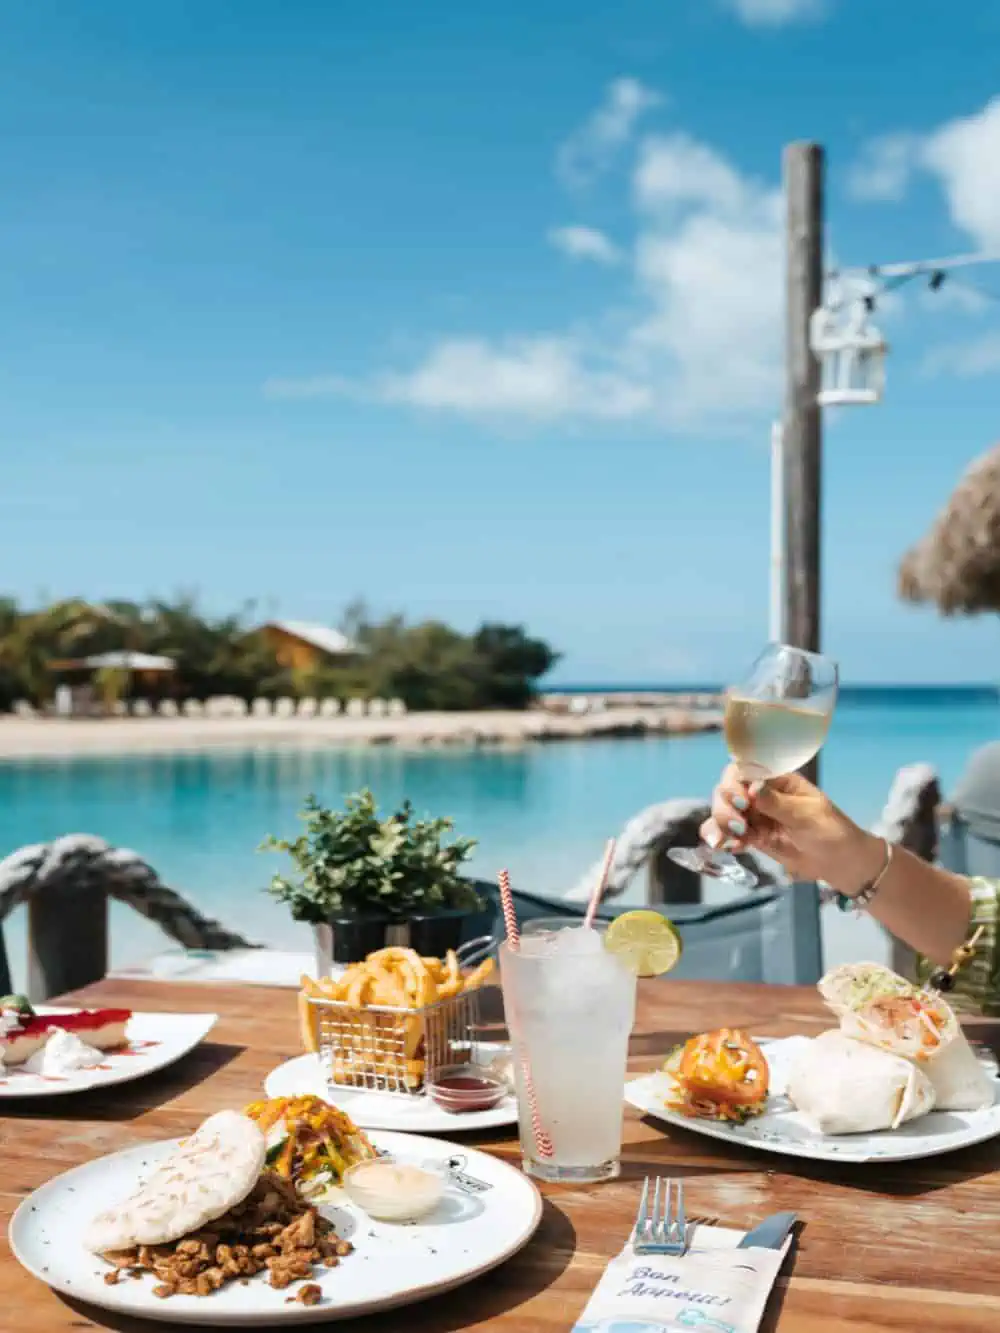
[471,623,560,708]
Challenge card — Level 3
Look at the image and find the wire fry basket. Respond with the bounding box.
[310,934,495,1097]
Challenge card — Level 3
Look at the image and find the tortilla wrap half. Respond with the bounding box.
[785,1030,935,1135]
[820,962,993,1111]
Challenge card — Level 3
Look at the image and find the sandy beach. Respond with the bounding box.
[0,706,722,759]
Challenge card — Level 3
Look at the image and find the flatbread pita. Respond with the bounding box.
[84,1110,266,1254]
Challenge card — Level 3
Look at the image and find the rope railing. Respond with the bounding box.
[0,834,258,999]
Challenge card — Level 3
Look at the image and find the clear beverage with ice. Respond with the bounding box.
[500,919,636,1183]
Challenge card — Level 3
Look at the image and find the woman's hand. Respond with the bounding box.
[701,765,885,893]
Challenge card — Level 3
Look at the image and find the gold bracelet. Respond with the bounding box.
[834,838,892,915]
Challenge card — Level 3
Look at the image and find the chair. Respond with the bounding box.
[937,743,1000,879]
[13,700,36,719]
[345,698,366,718]
[319,698,341,718]
[297,697,318,718]
[131,699,152,717]
[274,697,295,719]
[367,697,388,718]
[182,699,204,718]
[110,700,128,717]
[471,879,819,984]
[251,697,272,718]
[387,698,407,717]
[158,699,179,718]
[939,814,1000,879]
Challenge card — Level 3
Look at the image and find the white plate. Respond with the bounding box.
[9,1128,543,1325]
[625,1035,1000,1164]
[0,1009,217,1098]
[264,1052,519,1133]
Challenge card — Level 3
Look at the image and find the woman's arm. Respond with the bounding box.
[705,768,976,967]
[826,827,972,967]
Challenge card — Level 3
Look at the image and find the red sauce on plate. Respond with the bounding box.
[428,1074,506,1113]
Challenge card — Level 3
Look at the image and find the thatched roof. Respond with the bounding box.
[898,443,1000,615]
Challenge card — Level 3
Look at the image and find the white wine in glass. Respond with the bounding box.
[668,643,838,888]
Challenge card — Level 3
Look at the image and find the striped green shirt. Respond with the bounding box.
[915,877,1000,1016]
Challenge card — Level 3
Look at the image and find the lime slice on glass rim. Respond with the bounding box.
[604,910,683,977]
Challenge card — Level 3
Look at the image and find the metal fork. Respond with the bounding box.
[631,1176,688,1256]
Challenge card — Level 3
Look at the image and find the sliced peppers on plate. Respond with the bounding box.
[664,1028,770,1123]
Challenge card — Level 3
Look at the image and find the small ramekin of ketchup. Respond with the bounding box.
[426,1065,510,1114]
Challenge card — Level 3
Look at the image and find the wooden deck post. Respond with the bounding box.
[0,927,12,995]
[26,887,109,1002]
[782,141,826,982]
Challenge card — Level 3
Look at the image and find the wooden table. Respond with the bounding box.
[3,978,1000,1333]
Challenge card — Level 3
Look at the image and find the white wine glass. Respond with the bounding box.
[668,642,839,889]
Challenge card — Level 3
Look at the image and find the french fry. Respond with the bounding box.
[297,989,321,1054]
[444,949,461,989]
[346,968,375,1008]
[462,957,495,989]
[370,963,408,1007]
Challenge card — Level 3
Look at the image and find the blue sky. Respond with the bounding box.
[1,0,999,685]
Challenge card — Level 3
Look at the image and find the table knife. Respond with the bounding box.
[737,1211,797,1250]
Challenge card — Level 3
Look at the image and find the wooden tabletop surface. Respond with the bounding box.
[2,976,1000,1333]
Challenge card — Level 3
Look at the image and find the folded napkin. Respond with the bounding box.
[572,1223,792,1333]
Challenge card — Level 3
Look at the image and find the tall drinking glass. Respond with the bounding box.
[668,642,839,889]
[500,918,635,1184]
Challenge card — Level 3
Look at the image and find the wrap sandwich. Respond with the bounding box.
[785,1030,935,1134]
[819,962,994,1112]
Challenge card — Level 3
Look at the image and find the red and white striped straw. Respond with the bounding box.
[583,837,617,931]
[497,868,520,948]
[498,869,553,1160]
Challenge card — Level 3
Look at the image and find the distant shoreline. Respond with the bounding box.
[0,706,722,760]
[549,682,1000,697]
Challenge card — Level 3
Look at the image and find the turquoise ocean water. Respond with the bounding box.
[1,686,997,987]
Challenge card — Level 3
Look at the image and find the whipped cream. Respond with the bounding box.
[0,1011,22,1038]
[24,1027,105,1076]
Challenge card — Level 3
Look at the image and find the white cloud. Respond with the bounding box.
[556,77,662,186]
[923,331,1000,377]
[724,0,828,26]
[850,98,1000,249]
[923,98,1000,249]
[847,132,919,201]
[273,125,786,431]
[548,225,622,265]
[375,337,652,421]
[634,132,756,215]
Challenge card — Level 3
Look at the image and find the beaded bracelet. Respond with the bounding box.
[925,925,986,994]
[832,838,893,915]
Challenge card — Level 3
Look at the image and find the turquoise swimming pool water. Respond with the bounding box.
[1,687,996,985]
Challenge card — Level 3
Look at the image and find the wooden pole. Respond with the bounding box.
[768,420,785,643]
[27,889,109,1002]
[781,141,825,984]
[782,141,824,786]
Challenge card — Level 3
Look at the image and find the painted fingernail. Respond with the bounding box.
[728,817,747,837]
[732,795,749,811]
[705,825,722,848]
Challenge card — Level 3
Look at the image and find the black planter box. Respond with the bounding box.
[316,902,496,967]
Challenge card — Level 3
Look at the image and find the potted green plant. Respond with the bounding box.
[263,789,495,965]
